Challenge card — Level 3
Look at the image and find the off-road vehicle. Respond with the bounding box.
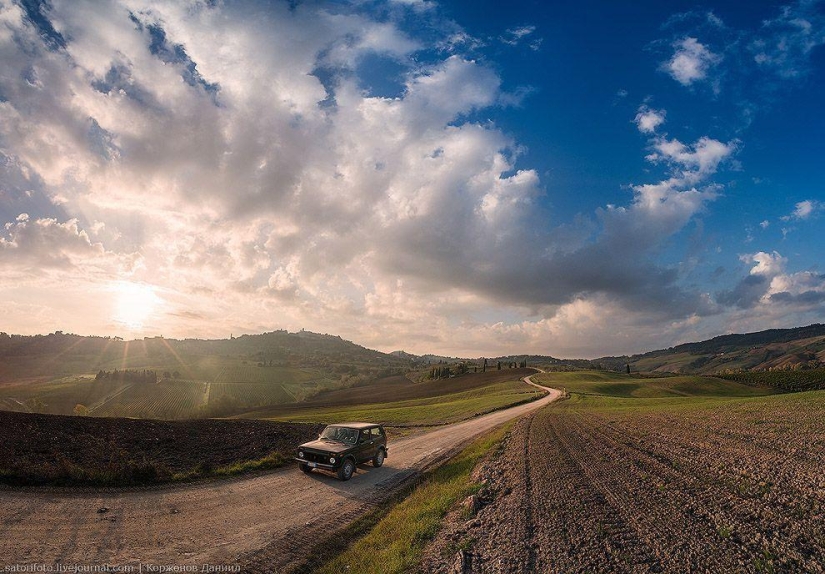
[295,422,388,481]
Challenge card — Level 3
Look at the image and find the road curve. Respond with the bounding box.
[0,374,562,572]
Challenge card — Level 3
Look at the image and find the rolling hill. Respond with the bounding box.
[0,330,415,418]
[602,324,825,374]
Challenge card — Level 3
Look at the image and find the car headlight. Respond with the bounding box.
[298,451,304,458]
[329,457,336,464]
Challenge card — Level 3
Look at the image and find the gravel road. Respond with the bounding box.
[0,376,561,573]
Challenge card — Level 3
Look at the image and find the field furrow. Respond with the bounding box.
[425,389,825,574]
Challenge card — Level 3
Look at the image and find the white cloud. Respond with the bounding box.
[647,136,738,183]
[660,3,825,108]
[717,250,825,313]
[437,30,486,54]
[781,199,823,221]
[751,1,825,78]
[634,105,666,133]
[743,251,787,276]
[389,0,436,11]
[0,213,137,278]
[501,25,541,50]
[403,56,501,122]
[663,37,721,85]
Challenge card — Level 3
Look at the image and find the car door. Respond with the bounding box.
[372,426,386,451]
[357,428,376,462]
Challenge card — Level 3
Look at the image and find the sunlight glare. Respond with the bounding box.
[112,282,160,331]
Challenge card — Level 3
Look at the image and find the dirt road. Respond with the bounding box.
[0,376,561,572]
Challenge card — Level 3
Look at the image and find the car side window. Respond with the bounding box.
[371,427,383,438]
[360,430,370,443]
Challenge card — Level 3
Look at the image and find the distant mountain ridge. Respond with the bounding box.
[661,324,825,355]
[605,324,825,374]
[3,324,825,382]
[0,329,410,384]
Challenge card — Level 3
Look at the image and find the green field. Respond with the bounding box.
[0,359,539,422]
[261,380,542,426]
[534,370,779,401]
[0,367,339,419]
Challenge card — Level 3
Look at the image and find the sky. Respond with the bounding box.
[0,0,823,358]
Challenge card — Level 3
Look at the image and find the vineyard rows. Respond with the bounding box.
[209,382,294,407]
[93,380,208,419]
[214,364,316,384]
[718,369,825,392]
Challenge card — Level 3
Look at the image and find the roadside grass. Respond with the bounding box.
[269,381,543,426]
[171,452,287,482]
[312,423,513,574]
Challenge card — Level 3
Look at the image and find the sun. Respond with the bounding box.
[112,282,160,331]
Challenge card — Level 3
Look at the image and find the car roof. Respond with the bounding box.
[327,422,381,429]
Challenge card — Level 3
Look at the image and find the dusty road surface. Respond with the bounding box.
[0,375,561,573]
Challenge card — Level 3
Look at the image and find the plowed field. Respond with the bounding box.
[422,391,825,573]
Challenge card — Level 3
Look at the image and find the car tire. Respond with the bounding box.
[337,458,355,481]
[373,448,385,467]
[299,463,313,474]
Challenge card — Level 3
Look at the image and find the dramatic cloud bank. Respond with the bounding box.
[0,0,822,357]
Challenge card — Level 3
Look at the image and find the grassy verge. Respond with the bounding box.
[171,451,287,482]
[311,422,513,574]
[269,381,542,426]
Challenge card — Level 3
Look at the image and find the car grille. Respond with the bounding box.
[301,450,330,464]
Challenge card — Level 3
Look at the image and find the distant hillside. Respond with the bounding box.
[0,330,418,419]
[0,329,410,384]
[601,324,825,374]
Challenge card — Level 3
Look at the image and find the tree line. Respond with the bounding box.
[428,358,529,379]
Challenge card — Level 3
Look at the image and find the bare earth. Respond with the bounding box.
[421,396,825,573]
[0,376,561,573]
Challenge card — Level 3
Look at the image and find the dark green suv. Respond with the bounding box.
[295,422,388,481]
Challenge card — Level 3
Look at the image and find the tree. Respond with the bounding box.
[73,404,89,416]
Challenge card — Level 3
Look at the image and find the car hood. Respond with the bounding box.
[298,439,352,454]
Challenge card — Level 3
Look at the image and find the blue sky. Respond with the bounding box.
[0,0,823,357]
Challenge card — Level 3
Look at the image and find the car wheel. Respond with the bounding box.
[299,463,313,474]
[373,448,385,467]
[337,458,355,481]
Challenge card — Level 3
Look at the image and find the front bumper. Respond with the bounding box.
[294,457,337,470]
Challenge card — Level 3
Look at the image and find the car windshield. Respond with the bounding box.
[320,426,358,445]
